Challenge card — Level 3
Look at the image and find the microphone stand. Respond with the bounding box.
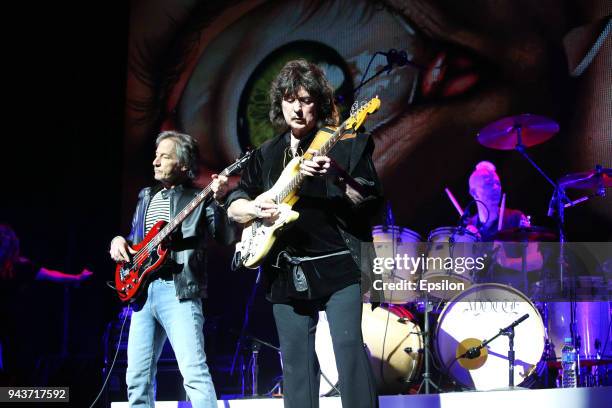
[230,268,261,396]
[459,314,530,388]
[353,50,423,96]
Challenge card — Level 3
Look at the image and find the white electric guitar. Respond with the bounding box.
[237,97,381,269]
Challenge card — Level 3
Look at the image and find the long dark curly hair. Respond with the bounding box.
[269,59,339,132]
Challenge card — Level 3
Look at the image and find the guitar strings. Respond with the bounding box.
[125,168,232,277]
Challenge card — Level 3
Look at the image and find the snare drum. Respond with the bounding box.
[424,227,480,299]
[434,283,546,390]
[316,303,422,395]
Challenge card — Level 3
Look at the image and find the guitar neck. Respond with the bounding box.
[149,169,229,247]
[275,124,346,203]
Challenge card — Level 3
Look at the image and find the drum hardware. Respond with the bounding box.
[230,269,285,397]
[477,114,580,357]
[416,294,442,394]
[493,227,558,242]
[462,313,530,387]
[250,341,260,396]
[236,332,281,397]
[559,165,611,193]
[492,226,558,295]
[454,115,611,391]
[435,284,546,390]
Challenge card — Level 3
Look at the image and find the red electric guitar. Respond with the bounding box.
[115,152,251,302]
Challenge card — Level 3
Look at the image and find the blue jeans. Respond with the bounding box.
[126,279,217,408]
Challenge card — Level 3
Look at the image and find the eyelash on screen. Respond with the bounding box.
[128,0,384,134]
[128,2,241,129]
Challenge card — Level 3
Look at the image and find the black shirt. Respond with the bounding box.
[469,208,526,242]
[227,128,382,302]
[469,208,533,286]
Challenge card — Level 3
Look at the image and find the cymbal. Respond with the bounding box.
[558,167,611,190]
[477,114,560,150]
[493,226,558,242]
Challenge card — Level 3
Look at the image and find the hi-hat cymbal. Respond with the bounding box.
[559,167,611,190]
[477,114,560,150]
[494,226,558,242]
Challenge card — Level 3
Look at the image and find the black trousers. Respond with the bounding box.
[272,283,378,408]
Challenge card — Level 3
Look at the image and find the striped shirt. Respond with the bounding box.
[145,189,170,234]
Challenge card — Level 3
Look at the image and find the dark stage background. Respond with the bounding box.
[3,1,611,407]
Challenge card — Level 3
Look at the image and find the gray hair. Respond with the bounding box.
[156,130,200,180]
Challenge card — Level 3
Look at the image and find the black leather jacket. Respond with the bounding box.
[126,183,235,299]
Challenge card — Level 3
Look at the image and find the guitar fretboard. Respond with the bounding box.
[274,123,347,203]
[136,165,236,260]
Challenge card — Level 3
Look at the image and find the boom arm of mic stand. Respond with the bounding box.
[459,314,530,359]
[353,55,423,95]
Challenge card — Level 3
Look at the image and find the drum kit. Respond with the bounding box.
[316,113,611,395]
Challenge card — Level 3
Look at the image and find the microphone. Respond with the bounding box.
[380,49,422,72]
[460,314,530,360]
[384,49,409,69]
[505,313,529,330]
[458,200,475,229]
[463,346,483,359]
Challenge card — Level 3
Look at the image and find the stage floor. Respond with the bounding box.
[110,386,612,407]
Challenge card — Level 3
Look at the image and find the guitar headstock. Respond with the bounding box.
[223,150,253,176]
[345,96,381,131]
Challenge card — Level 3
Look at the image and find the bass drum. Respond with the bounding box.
[316,303,422,396]
[434,284,546,390]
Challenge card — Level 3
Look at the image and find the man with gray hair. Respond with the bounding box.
[109,130,233,407]
[466,161,543,286]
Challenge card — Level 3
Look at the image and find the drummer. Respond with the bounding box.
[465,161,544,285]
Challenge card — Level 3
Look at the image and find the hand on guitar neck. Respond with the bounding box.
[332,162,370,205]
[299,153,368,205]
[299,152,335,177]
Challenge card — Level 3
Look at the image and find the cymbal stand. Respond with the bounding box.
[512,126,582,374]
[520,240,528,295]
[417,293,441,394]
